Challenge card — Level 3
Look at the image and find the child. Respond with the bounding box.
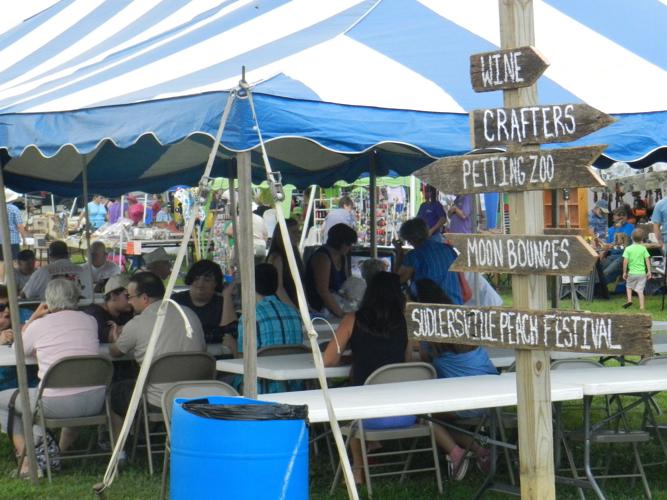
[622,229,651,310]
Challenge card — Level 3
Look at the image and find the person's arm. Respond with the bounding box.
[622,257,629,281]
[397,264,414,285]
[109,319,135,358]
[268,254,296,308]
[429,216,447,236]
[653,222,663,251]
[311,252,345,318]
[646,256,652,278]
[323,313,354,366]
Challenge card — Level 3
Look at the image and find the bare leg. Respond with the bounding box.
[626,285,632,304]
[350,438,364,484]
[59,427,80,452]
[637,290,645,310]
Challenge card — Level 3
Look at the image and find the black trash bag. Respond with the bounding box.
[181,398,308,422]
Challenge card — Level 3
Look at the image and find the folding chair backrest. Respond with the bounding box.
[161,380,239,436]
[147,352,216,386]
[551,358,603,370]
[41,355,113,390]
[257,344,311,357]
[639,355,667,366]
[365,362,436,385]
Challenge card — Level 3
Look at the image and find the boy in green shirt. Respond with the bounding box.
[622,229,651,310]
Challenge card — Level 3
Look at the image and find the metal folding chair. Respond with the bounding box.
[551,359,652,499]
[330,362,443,498]
[17,355,114,482]
[256,344,311,393]
[131,351,216,475]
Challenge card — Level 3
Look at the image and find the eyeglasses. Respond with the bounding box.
[127,293,143,300]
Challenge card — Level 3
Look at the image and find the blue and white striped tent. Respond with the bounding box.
[0,0,665,195]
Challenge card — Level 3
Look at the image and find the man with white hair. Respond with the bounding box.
[22,240,93,301]
[84,241,120,292]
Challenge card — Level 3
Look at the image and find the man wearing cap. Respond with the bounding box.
[21,240,93,301]
[140,247,172,280]
[82,275,134,343]
[84,241,120,292]
[0,190,29,282]
[589,199,610,242]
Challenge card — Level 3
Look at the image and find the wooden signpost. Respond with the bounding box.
[470,103,616,148]
[447,233,597,276]
[470,45,549,92]
[406,303,653,356]
[403,2,650,497]
[413,145,605,195]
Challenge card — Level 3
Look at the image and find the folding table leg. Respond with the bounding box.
[583,396,605,499]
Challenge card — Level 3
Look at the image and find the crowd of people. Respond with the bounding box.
[0,186,501,481]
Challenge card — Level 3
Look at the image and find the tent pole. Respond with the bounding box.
[369,152,378,258]
[81,157,91,251]
[237,151,257,398]
[409,175,417,218]
[142,193,148,224]
[299,185,316,253]
[117,195,124,272]
[228,171,238,269]
[0,167,39,482]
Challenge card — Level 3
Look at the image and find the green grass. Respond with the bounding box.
[1,287,666,498]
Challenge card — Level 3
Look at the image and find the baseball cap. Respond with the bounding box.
[594,200,609,214]
[104,274,130,295]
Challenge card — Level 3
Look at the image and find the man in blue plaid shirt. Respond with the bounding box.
[238,263,303,352]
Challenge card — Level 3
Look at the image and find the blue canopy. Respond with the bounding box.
[0,0,665,195]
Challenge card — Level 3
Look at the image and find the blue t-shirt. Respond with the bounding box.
[87,202,107,229]
[403,240,462,304]
[652,198,667,243]
[607,222,634,244]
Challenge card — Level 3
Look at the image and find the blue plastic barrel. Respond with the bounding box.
[170,396,309,500]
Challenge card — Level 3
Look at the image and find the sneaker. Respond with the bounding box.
[447,453,470,481]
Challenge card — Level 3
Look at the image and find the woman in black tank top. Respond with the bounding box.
[322,272,409,483]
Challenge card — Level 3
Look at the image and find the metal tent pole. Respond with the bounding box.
[237,151,258,398]
[369,153,378,258]
[0,166,39,482]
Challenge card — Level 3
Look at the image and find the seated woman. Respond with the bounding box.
[266,218,305,309]
[415,278,498,479]
[323,272,413,483]
[172,260,236,343]
[0,279,105,477]
[305,223,357,319]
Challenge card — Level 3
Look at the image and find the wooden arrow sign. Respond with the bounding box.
[405,303,653,356]
[470,103,616,149]
[470,46,549,92]
[413,145,605,195]
[447,233,597,276]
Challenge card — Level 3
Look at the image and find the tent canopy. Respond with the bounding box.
[0,0,666,195]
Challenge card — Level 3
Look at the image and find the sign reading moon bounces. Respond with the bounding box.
[405,303,653,356]
[447,233,597,276]
[470,103,615,149]
[413,145,605,195]
[469,45,549,92]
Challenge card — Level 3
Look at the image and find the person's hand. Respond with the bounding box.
[107,321,122,342]
[29,303,49,322]
[622,272,628,280]
[0,329,14,345]
[392,239,404,253]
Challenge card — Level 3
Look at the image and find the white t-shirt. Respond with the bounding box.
[23,259,93,301]
[85,261,120,284]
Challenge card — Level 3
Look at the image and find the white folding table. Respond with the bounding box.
[258,373,582,423]
[216,353,350,380]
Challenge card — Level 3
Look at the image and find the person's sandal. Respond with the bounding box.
[447,453,470,481]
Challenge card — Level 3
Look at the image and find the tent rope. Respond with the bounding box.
[245,85,360,500]
[94,89,237,495]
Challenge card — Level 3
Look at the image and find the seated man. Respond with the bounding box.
[84,241,120,292]
[235,263,303,354]
[140,247,172,280]
[107,271,205,441]
[233,263,303,393]
[13,249,36,293]
[82,275,134,343]
[22,240,93,301]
